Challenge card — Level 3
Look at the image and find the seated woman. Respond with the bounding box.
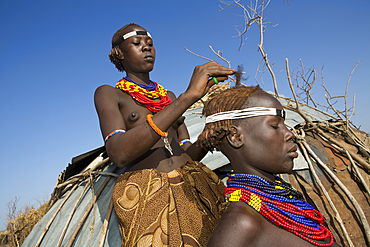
[94,23,235,246]
[197,85,340,247]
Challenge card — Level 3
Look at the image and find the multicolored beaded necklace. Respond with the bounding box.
[225,173,334,246]
[116,77,172,113]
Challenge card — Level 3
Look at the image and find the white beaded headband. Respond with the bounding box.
[205,107,286,124]
[112,30,152,48]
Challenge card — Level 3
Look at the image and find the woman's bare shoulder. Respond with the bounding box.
[94,84,133,106]
[224,201,263,231]
[95,84,117,97]
[167,90,176,101]
[207,202,263,247]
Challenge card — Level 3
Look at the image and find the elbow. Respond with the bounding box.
[107,149,130,168]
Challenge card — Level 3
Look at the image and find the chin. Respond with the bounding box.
[279,162,294,174]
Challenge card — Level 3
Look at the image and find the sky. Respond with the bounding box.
[1,0,369,230]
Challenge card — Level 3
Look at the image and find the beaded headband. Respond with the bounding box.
[205,107,285,124]
[112,30,152,48]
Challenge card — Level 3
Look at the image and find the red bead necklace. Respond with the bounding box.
[116,78,172,113]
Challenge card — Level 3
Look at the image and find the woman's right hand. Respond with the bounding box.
[185,61,235,102]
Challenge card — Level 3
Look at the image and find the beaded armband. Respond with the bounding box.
[146,114,173,155]
[105,129,126,143]
[179,139,191,146]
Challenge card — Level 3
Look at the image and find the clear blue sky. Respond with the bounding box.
[1,0,369,230]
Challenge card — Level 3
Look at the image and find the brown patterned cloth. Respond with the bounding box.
[112,161,226,247]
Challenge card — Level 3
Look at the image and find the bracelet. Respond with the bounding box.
[146,114,168,137]
[105,129,126,143]
[179,139,191,146]
[147,114,173,155]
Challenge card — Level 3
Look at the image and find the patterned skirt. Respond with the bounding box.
[112,161,225,247]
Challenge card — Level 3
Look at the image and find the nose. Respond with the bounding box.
[284,126,295,142]
[142,43,151,52]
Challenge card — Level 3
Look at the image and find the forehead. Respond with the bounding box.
[245,92,282,109]
[123,25,147,36]
[239,92,284,124]
[115,25,151,48]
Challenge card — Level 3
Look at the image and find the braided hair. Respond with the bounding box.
[109,23,141,72]
[198,85,264,151]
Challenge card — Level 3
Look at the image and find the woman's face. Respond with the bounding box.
[236,92,297,180]
[119,25,155,74]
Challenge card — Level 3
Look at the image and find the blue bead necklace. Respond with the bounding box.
[224,173,334,246]
[123,76,156,91]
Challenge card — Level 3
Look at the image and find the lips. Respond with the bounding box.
[287,144,298,158]
[143,53,154,61]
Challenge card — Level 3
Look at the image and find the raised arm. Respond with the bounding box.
[95,61,235,168]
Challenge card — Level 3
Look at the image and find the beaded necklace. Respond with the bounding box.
[225,173,334,246]
[116,77,172,113]
[123,76,156,90]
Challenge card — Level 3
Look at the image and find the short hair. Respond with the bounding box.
[109,23,141,72]
[197,85,264,151]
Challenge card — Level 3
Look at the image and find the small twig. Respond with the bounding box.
[286,58,301,111]
[92,171,120,178]
[348,94,356,121]
[298,59,317,107]
[347,127,370,154]
[209,45,231,68]
[98,199,114,247]
[325,94,345,122]
[184,46,213,62]
[345,150,370,198]
[344,60,361,127]
[185,46,236,83]
[257,0,278,97]
[255,58,265,88]
[56,157,110,189]
[88,172,96,247]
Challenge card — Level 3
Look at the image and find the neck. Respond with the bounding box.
[125,72,151,85]
[221,142,276,182]
[231,161,275,182]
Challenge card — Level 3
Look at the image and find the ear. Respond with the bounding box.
[118,51,124,60]
[226,125,244,148]
[113,46,124,60]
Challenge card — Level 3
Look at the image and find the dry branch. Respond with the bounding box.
[302,141,370,245]
[98,199,114,247]
[57,181,90,247]
[297,139,354,247]
[286,58,370,172]
[66,166,118,247]
[345,150,370,198]
[35,183,79,247]
[184,46,237,84]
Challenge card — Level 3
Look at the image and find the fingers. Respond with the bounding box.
[213,75,230,83]
[204,61,236,77]
[186,61,236,101]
